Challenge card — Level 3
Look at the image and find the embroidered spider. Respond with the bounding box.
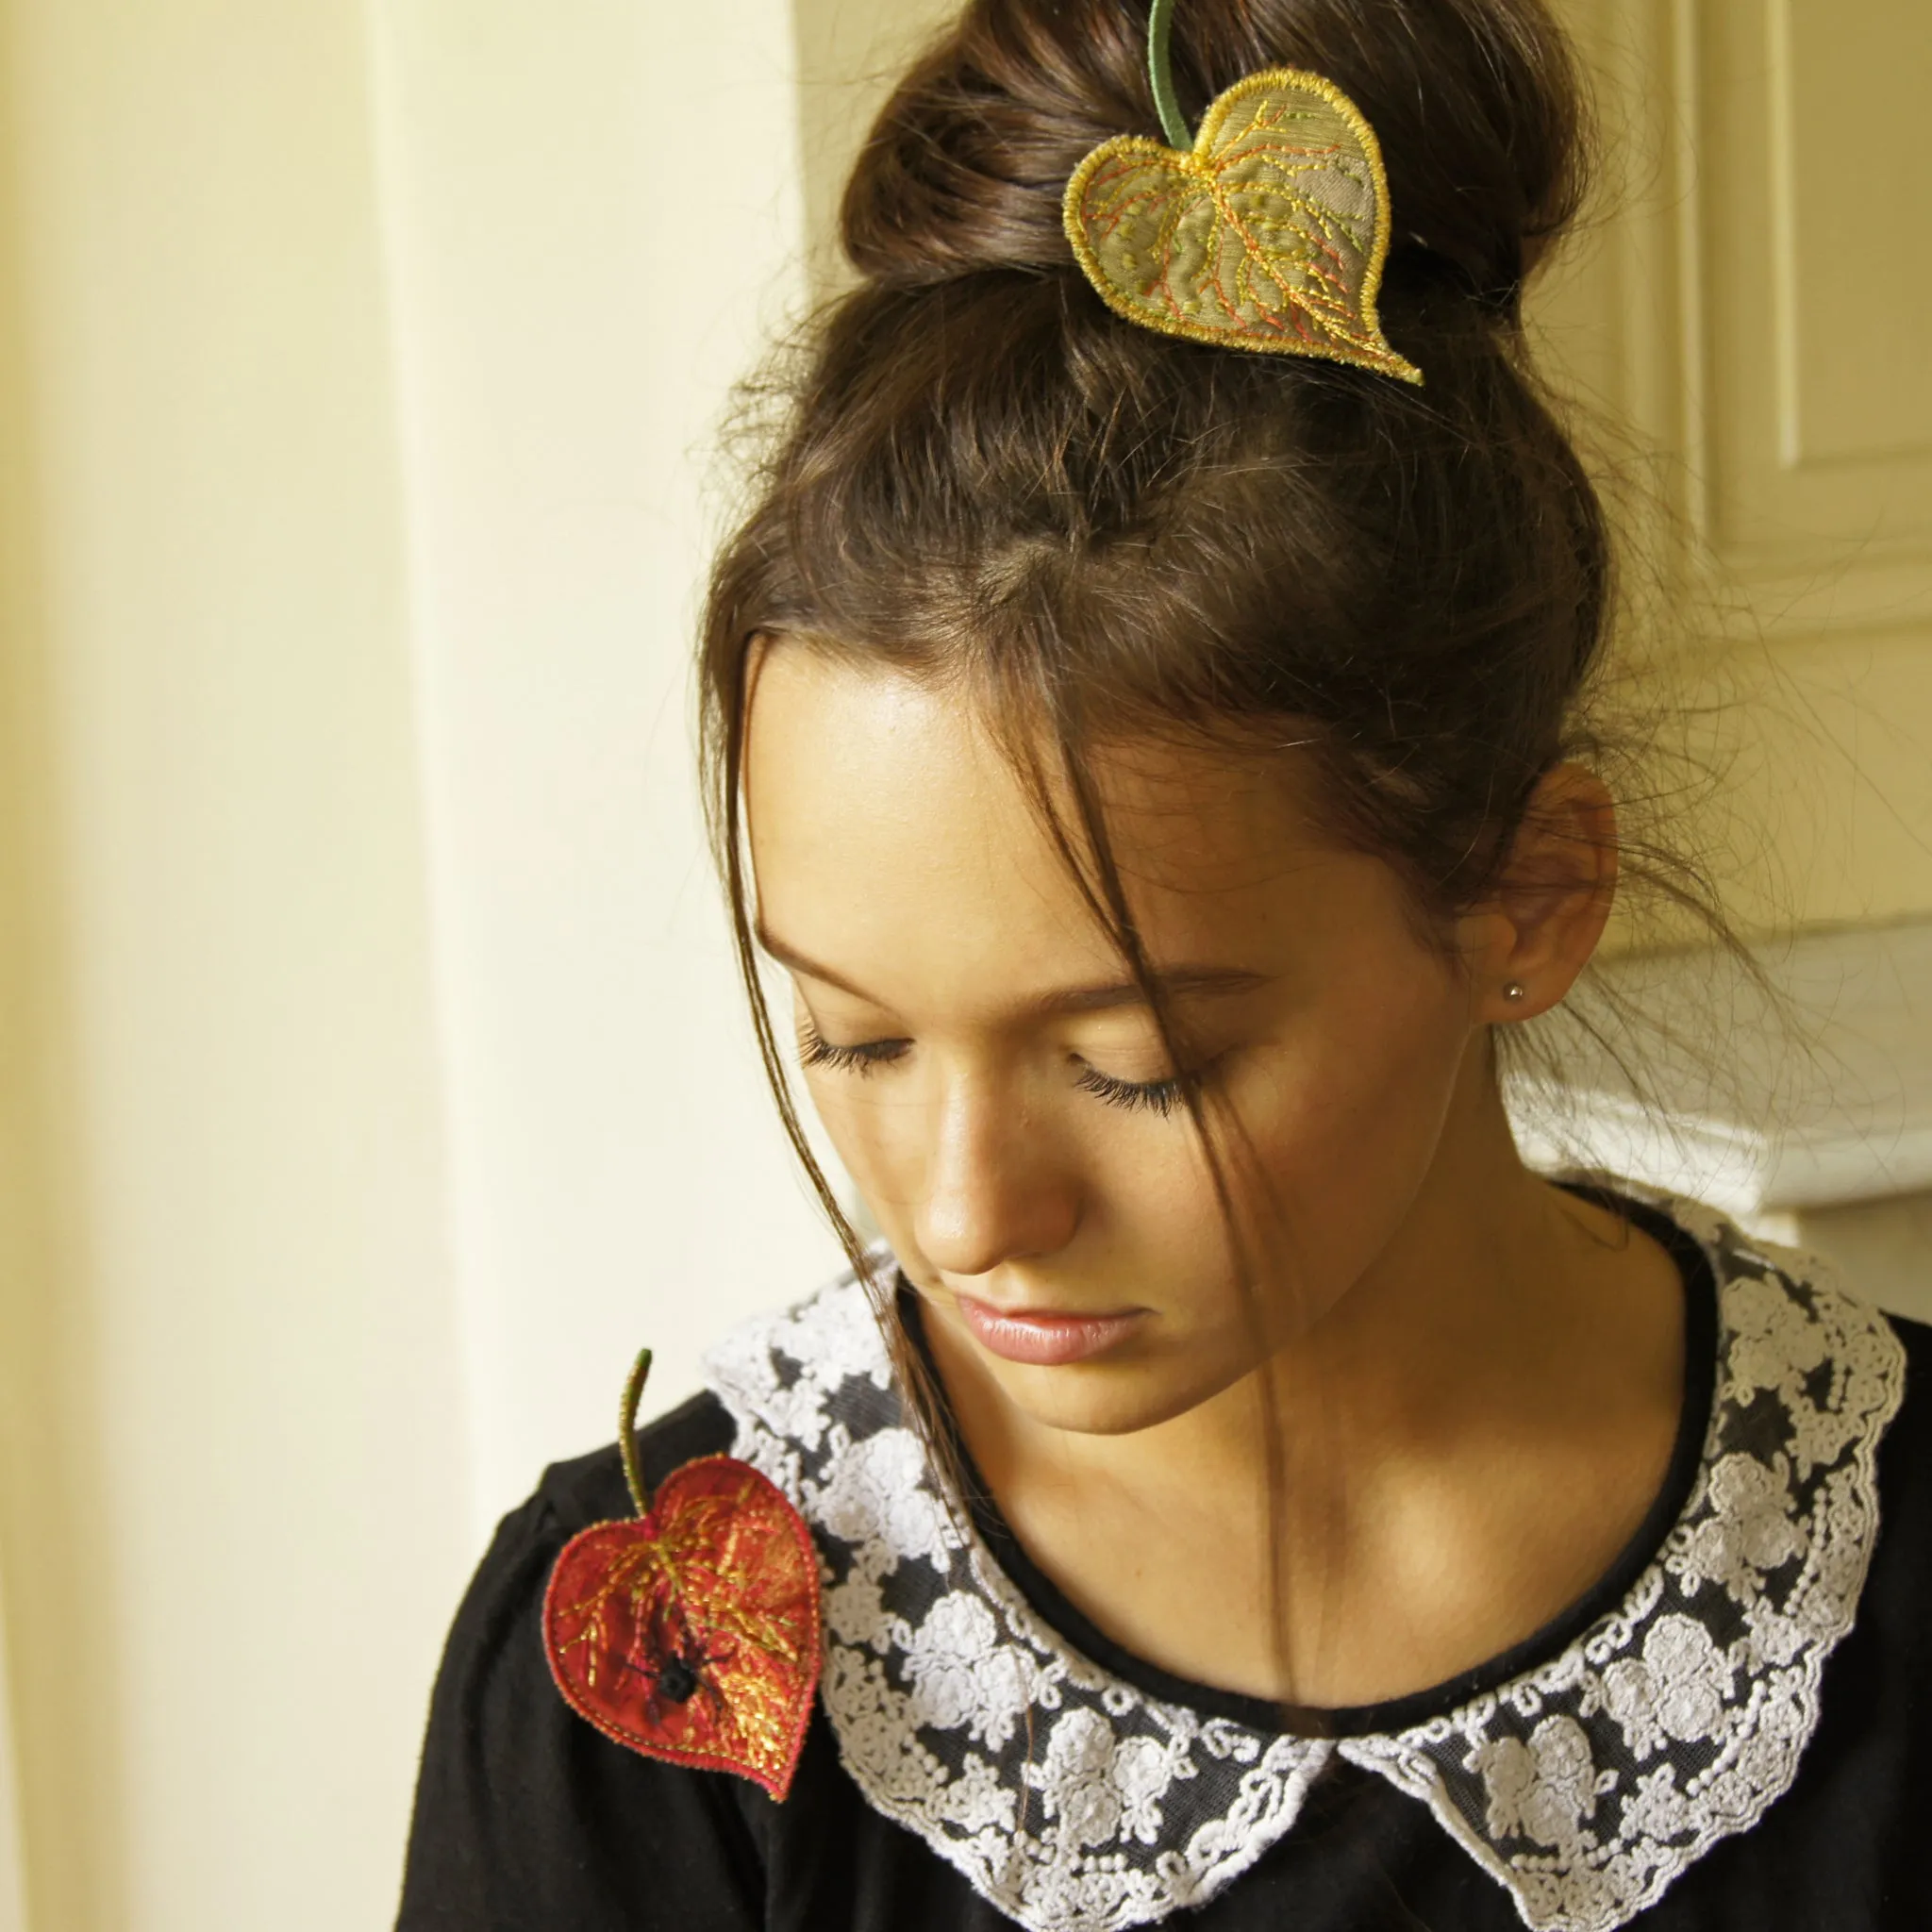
[621,1589,731,1725]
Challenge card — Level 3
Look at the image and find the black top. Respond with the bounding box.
[397,1250,1932,1930]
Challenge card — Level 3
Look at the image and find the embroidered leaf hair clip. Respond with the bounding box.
[544,1348,824,1800]
[1063,0,1423,382]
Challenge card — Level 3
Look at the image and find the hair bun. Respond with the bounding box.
[841,4,1150,287]
[842,0,1587,317]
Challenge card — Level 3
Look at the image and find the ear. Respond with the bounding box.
[1459,763,1619,1024]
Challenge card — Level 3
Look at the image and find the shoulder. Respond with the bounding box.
[1874,1309,1932,1550]
[532,1388,739,1536]
[1792,1301,1932,1786]
[436,1387,741,1656]
[425,1388,741,1670]
[1883,1304,1932,1394]
[1722,1305,1932,1923]
[397,1391,764,1931]
[1884,1306,1932,1405]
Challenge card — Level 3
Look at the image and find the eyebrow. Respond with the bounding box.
[756,926,1270,1017]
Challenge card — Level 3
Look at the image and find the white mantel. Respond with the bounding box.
[1512,920,1932,1215]
[1511,920,1932,1322]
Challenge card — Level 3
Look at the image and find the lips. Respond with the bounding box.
[954,1293,1145,1367]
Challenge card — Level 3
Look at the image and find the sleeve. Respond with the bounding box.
[396,1422,769,1930]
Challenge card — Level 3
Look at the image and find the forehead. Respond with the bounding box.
[743,647,1393,1010]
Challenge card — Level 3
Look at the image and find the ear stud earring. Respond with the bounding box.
[1503,982,1528,1005]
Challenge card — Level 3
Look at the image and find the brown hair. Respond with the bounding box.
[698,0,1729,1672]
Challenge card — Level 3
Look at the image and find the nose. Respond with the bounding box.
[912,1071,1081,1279]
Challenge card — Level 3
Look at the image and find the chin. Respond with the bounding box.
[991,1356,1252,1439]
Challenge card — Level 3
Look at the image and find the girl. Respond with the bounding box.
[397,1,1932,1925]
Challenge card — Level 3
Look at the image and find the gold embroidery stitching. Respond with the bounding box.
[1063,67,1423,383]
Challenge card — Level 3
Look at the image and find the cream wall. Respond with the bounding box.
[0,1577,22,1932]
[0,2,470,1926]
[370,0,839,1542]
[792,0,961,289]
[0,0,838,1927]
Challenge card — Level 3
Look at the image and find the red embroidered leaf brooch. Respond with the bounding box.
[543,1348,824,1801]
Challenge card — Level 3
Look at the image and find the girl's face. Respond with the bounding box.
[745,647,1501,1439]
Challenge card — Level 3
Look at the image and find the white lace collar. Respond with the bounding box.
[704,1198,1906,1932]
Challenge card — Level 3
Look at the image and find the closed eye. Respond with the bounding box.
[797,1024,909,1075]
[1073,1059,1192,1118]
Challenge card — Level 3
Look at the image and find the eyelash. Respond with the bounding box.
[1073,1062,1191,1118]
[799,1024,1200,1118]
[796,1025,909,1076]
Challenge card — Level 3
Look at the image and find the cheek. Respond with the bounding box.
[800,1068,937,1241]
[1083,1123,1224,1257]
[800,1070,890,1180]
[1218,979,1473,1307]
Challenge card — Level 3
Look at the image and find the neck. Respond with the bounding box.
[924,1054,1686,1707]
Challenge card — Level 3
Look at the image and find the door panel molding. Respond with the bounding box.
[1537,0,1932,641]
